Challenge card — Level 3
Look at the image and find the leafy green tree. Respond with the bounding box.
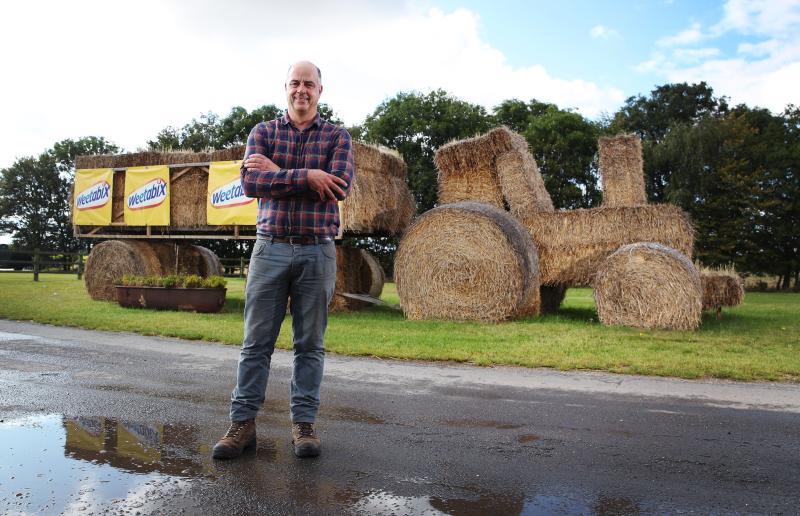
[645,106,799,285]
[362,89,493,212]
[148,104,341,152]
[608,82,730,202]
[609,82,729,142]
[493,99,600,209]
[0,137,118,251]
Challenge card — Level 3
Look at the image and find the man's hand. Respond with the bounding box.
[244,154,280,172]
[307,169,348,201]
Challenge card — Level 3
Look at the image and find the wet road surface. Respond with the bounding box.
[1,320,799,514]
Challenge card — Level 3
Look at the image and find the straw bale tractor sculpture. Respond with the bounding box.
[74,142,414,311]
[395,127,712,330]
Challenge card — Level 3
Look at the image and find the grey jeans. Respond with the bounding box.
[230,238,336,423]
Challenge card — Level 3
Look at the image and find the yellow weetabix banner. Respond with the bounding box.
[73,168,113,225]
[207,161,257,225]
[124,166,170,226]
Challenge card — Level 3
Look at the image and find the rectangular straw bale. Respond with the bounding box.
[211,145,246,162]
[353,141,407,180]
[521,204,695,285]
[599,134,647,207]
[112,171,125,222]
[495,149,554,217]
[340,169,415,234]
[170,167,208,227]
[434,127,526,208]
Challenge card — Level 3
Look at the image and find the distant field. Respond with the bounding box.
[0,273,798,382]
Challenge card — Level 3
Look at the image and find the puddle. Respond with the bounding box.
[0,414,208,514]
[323,405,386,425]
[333,487,639,515]
[517,434,540,443]
[1,414,642,514]
[0,331,43,342]
[441,419,524,430]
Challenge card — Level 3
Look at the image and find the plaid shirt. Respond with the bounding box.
[240,112,354,237]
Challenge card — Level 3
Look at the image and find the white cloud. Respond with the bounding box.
[714,0,800,36]
[638,0,800,112]
[657,22,705,46]
[0,1,623,169]
[589,25,620,39]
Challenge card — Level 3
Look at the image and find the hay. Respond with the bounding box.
[594,242,702,330]
[341,169,415,234]
[339,142,415,234]
[359,249,385,299]
[599,134,647,207]
[329,246,384,312]
[521,204,695,285]
[495,149,554,217]
[540,285,568,314]
[435,129,511,208]
[353,141,406,179]
[170,168,208,227]
[700,268,744,311]
[78,141,415,235]
[84,240,163,301]
[435,127,552,214]
[175,244,223,276]
[112,171,125,222]
[395,201,540,322]
[84,241,222,301]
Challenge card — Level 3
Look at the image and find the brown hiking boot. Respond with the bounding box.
[212,419,256,459]
[292,422,321,458]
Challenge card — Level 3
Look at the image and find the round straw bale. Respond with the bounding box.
[359,249,385,299]
[84,240,163,301]
[395,201,540,322]
[540,285,568,314]
[193,245,224,276]
[175,244,223,276]
[329,246,385,312]
[701,270,744,310]
[594,242,702,330]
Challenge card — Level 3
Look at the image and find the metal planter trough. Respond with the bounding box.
[115,286,226,313]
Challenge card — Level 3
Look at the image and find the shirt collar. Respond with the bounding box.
[281,111,322,129]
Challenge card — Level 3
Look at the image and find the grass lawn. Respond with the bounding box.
[0,273,798,382]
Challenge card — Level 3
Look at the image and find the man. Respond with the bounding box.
[212,61,354,459]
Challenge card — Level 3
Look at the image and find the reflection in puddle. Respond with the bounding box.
[1,415,642,514]
[0,414,205,514]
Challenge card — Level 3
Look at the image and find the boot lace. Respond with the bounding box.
[296,422,315,438]
[224,421,249,439]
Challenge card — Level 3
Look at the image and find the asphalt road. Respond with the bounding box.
[1,319,798,515]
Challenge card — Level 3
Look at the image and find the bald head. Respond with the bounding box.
[287,61,321,84]
[285,60,324,125]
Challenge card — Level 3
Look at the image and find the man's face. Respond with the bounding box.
[285,63,322,116]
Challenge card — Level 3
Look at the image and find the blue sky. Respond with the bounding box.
[0,0,798,172]
[431,0,725,100]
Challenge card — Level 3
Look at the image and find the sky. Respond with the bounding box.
[0,0,798,171]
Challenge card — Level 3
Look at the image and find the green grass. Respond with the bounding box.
[1,273,798,382]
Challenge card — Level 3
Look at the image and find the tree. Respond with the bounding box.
[609,82,729,142]
[147,103,340,152]
[644,106,799,285]
[362,90,493,213]
[0,137,118,251]
[608,82,730,202]
[493,99,600,209]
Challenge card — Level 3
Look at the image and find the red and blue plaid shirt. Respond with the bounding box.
[240,112,354,237]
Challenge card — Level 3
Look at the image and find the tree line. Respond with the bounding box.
[1,82,797,289]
